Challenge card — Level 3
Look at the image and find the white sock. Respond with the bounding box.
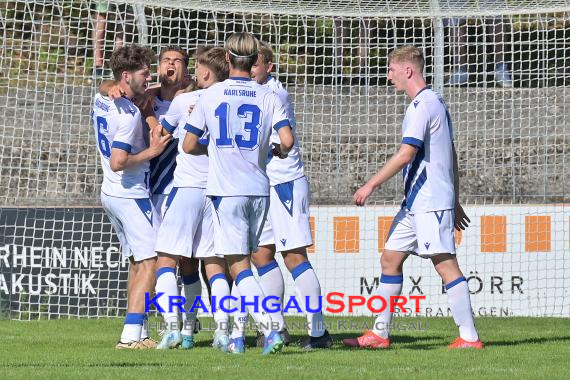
[235,269,274,337]
[372,274,403,339]
[209,273,230,333]
[292,261,325,337]
[181,272,201,336]
[140,314,149,340]
[256,260,285,331]
[121,313,144,343]
[155,267,180,330]
[446,276,479,342]
[230,282,248,340]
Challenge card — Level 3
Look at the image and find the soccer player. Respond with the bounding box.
[343,46,483,349]
[100,46,202,347]
[154,46,231,351]
[91,45,170,349]
[243,41,332,349]
[183,32,294,355]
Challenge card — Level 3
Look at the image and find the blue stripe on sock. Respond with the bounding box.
[209,273,227,286]
[257,260,279,277]
[445,276,466,291]
[235,269,253,286]
[380,274,404,284]
[182,272,200,285]
[156,267,176,279]
[291,261,312,281]
[124,313,145,325]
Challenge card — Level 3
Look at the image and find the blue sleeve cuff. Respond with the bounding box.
[402,137,423,149]
[198,135,210,145]
[273,119,291,132]
[184,124,204,137]
[161,119,176,134]
[111,141,132,153]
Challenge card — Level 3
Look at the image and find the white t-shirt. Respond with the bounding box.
[149,96,176,195]
[92,94,149,198]
[186,77,290,196]
[401,87,455,213]
[160,90,209,188]
[264,76,305,186]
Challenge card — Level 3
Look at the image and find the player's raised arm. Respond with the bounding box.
[270,93,294,158]
[99,79,124,99]
[353,143,418,206]
[182,98,208,155]
[110,122,170,171]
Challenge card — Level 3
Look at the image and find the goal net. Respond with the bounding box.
[0,0,568,319]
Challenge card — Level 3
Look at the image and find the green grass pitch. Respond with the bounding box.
[1,316,569,379]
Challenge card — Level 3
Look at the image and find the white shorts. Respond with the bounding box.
[259,176,313,251]
[101,193,159,262]
[151,193,168,221]
[210,196,269,256]
[384,208,456,258]
[155,187,215,258]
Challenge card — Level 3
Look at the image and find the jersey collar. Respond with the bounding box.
[414,86,431,99]
[229,76,252,81]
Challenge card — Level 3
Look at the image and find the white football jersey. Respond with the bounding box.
[149,96,176,195]
[400,87,455,213]
[186,77,290,196]
[264,76,305,186]
[92,94,149,198]
[160,90,209,188]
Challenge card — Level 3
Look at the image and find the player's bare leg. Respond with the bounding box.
[155,253,183,349]
[343,249,407,349]
[179,257,201,349]
[204,257,231,352]
[431,253,483,349]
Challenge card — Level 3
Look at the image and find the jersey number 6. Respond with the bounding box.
[96,116,111,158]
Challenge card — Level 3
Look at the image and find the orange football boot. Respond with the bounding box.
[343,330,391,349]
[448,337,484,349]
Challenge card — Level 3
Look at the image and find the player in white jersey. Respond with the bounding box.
[99,46,203,347]
[153,47,232,351]
[234,42,331,350]
[92,45,170,349]
[183,32,294,355]
[344,46,483,349]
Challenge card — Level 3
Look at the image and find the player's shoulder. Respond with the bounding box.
[409,88,443,113]
[201,81,226,98]
[265,77,289,102]
[93,93,114,113]
[172,89,204,107]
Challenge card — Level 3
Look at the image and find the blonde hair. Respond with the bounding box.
[195,46,229,82]
[258,41,273,64]
[224,32,260,72]
[388,46,425,73]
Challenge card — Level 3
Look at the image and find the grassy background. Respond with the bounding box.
[1,316,569,379]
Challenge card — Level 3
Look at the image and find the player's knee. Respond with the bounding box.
[381,250,404,273]
[282,249,308,270]
[251,245,275,267]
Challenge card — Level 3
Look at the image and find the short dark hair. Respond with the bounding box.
[195,46,229,81]
[159,45,190,66]
[109,45,156,81]
[224,32,260,72]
